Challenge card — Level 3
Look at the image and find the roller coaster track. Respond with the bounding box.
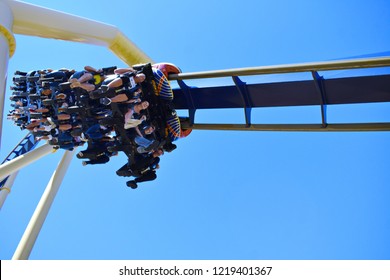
[170,57,390,131]
[0,133,39,190]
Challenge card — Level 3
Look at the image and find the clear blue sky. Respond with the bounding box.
[0,0,389,260]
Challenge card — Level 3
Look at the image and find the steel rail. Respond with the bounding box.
[181,122,390,132]
[169,57,390,80]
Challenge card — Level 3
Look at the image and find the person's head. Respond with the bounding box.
[48,137,59,145]
[153,148,164,157]
[143,124,155,135]
[135,73,146,83]
[133,88,142,98]
[140,101,149,110]
[134,101,149,114]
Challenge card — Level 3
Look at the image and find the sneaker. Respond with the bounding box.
[107,145,118,153]
[116,169,133,177]
[126,180,138,189]
[137,146,147,154]
[100,85,109,93]
[164,142,177,152]
[145,140,160,152]
[88,90,100,99]
[9,95,21,101]
[58,82,71,91]
[100,97,112,106]
[76,152,84,158]
[82,161,87,166]
[28,93,40,100]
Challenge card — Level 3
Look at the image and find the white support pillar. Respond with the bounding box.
[0,144,54,182]
[0,0,16,149]
[0,171,18,209]
[12,149,76,260]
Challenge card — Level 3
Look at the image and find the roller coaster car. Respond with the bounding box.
[8,63,184,159]
[152,62,182,78]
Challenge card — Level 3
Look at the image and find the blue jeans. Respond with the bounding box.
[134,136,153,147]
[86,124,103,140]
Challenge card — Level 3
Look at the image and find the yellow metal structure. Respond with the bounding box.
[6,0,153,65]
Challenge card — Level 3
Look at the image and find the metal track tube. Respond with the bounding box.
[169,57,390,80]
[0,144,54,182]
[0,171,18,209]
[182,123,390,132]
[12,149,75,260]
